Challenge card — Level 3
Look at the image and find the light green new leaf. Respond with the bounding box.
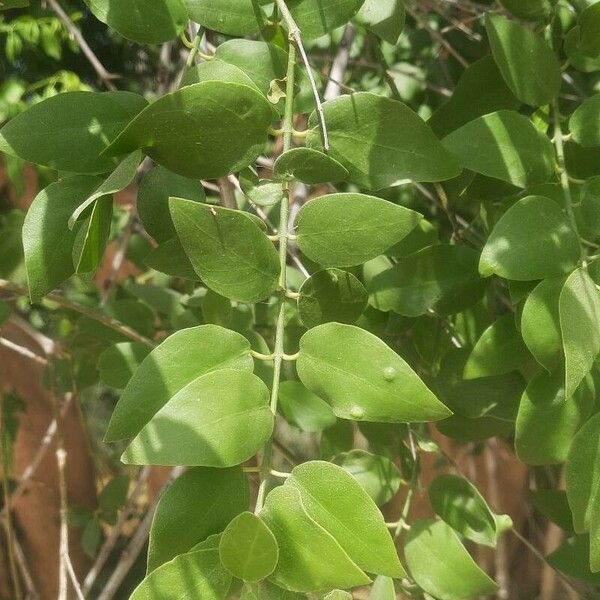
[560,268,600,398]
[23,176,101,301]
[286,0,364,39]
[170,198,280,302]
[137,166,205,243]
[184,0,268,36]
[369,245,486,317]
[72,195,112,274]
[148,467,248,572]
[0,91,147,174]
[260,485,370,593]
[106,325,252,441]
[288,461,405,577]
[296,193,422,267]
[69,151,141,228]
[214,40,288,99]
[332,450,401,506]
[579,1,600,57]
[219,512,279,582]
[274,148,349,185]
[516,370,595,465]
[306,93,462,190]
[521,276,567,371]
[354,0,404,44]
[464,314,531,379]
[369,576,395,599]
[570,95,600,147]
[428,55,520,138]
[97,342,151,389]
[480,196,581,280]
[122,369,273,466]
[405,519,499,600]
[486,13,561,106]
[429,475,512,547]
[297,323,451,423]
[130,548,231,600]
[278,380,337,433]
[442,111,555,188]
[84,0,187,44]
[103,82,273,180]
[298,268,367,328]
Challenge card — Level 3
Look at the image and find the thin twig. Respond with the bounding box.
[45,0,119,90]
[0,337,47,365]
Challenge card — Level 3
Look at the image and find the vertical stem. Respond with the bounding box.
[553,100,585,263]
[255,42,297,514]
[0,399,23,600]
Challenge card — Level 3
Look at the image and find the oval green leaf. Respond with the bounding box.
[296,193,422,267]
[170,198,280,303]
[287,0,364,39]
[122,369,274,467]
[184,0,268,36]
[219,512,279,582]
[297,323,451,423]
[278,380,337,433]
[106,325,252,441]
[98,342,151,389]
[274,148,349,185]
[570,94,600,147]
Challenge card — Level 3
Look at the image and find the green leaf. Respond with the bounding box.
[464,314,530,379]
[219,512,279,582]
[130,547,232,600]
[442,111,555,188]
[548,535,600,584]
[332,449,401,506]
[214,40,288,100]
[184,0,268,36]
[84,0,187,44]
[297,323,451,423]
[286,461,404,578]
[181,58,258,90]
[98,474,129,525]
[354,0,405,44]
[239,168,286,207]
[106,325,252,441]
[369,577,395,599]
[278,380,337,433]
[260,485,370,592]
[103,82,273,180]
[137,166,205,243]
[122,369,273,467]
[298,268,368,328]
[429,475,512,547]
[0,91,147,174]
[81,516,102,559]
[69,151,142,228]
[560,268,600,397]
[404,519,499,600]
[569,94,600,147]
[579,1,600,57]
[170,198,280,302]
[306,93,462,190]
[564,26,600,73]
[72,195,113,274]
[486,13,561,106]
[324,591,352,600]
[428,55,520,138]
[521,276,567,371]
[23,176,101,301]
[566,412,600,534]
[480,196,581,280]
[148,467,249,572]
[369,245,486,317]
[581,176,600,237]
[516,370,595,465]
[144,237,199,281]
[273,148,348,184]
[498,0,555,20]
[296,193,422,267]
[530,489,574,531]
[0,0,29,8]
[286,0,364,39]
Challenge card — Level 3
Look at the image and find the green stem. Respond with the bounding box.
[553,100,585,264]
[395,427,419,541]
[185,28,202,68]
[255,42,298,514]
[369,33,401,100]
